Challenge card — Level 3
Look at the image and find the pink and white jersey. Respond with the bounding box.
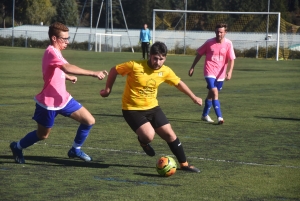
[34,45,71,110]
[197,38,236,81]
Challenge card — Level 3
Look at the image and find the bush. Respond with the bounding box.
[1,35,300,59]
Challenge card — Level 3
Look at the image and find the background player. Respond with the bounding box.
[100,41,202,172]
[188,23,236,124]
[139,23,152,59]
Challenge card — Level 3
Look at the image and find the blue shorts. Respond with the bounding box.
[205,78,224,91]
[32,98,82,128]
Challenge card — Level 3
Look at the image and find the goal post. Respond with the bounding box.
[152,9,281,61]
[95,33,122,52]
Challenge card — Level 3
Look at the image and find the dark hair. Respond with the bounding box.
[48,22,69,43]
[215,23,228,31]
[150,41,168,56]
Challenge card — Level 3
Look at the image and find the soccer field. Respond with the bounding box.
[0,46,299,201]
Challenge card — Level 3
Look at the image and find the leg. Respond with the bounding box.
[201,90,214,122]
[155,124,200,173]
[212,81,224,124]
[202,78,218,122]
[146,42,150,59]
[141,42,146,59]
[136,122,156,156]
[10,104,55,164]
[67,106,95,161]
[10,124,50,164]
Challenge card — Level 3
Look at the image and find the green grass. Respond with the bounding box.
[0,46,299,201]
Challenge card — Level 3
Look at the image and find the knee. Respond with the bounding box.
[84,116,95,126]
[37,131,50,140]
[88,117,95,126]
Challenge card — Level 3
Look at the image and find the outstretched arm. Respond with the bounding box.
[188,53,202,77]
[61,63,108,80]
[175,80,202,106]
[226,59,234,80]
[100,67,119,97]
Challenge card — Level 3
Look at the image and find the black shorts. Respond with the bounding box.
[122,106,169,132]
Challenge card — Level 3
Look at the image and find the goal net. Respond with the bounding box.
[95,33,122,52]
[152,10,299,60]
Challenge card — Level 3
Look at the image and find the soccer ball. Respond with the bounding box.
[156,156,177,177]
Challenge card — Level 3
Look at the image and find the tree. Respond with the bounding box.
[53,0,79,26]
[26,0,56,25]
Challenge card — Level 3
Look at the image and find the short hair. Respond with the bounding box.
[48,22,69,42]
[150,41,168,57]
[215,23,228,32]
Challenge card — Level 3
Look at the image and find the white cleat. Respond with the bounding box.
[201,115,214,123]
[218,117,224,125]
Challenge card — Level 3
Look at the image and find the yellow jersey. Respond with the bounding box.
[116,60,181,110]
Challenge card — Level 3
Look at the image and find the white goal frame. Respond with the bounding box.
[95,33,122,52]
[152,9,281,61]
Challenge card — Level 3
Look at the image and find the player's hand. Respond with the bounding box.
[188,68,194,77]
[100,89,110,97]
[149,40,152,45]
[67,75,77,83]
[93,70,108,80]
[192,96,202,106]
[138,41,141,45]
[226,71,232,80]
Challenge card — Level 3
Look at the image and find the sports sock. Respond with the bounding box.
[19,130,40,149]
[72,124,93,152]
[202,99,212,117]
[167,137,187,163]
[212,100,222,118]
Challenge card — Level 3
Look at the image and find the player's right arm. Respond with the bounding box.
[188,53,202,77]
[100,67,118,97]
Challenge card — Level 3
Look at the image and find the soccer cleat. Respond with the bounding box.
[218,117,224,125]
[201,115,214,123]
[68,149,92,162]
[10,142,25,164]
[138,138,155,157]
[180,162,200,173]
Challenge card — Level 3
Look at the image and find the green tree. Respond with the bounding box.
[26,0,56,25]
[53,0,78,26]
[0,0,12,28]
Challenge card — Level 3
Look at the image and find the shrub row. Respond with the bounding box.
[1,36,299,59]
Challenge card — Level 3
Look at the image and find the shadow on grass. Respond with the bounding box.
[0,155,154,169]
[93,114,123,118]
[255,116,300,121]
[93,113,201,123]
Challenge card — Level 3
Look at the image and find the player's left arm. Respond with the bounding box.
[175,80,202,106]
[226,59,234,80]
[226,41,236,81]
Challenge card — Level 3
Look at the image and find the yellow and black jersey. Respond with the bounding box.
[116,60,180,110]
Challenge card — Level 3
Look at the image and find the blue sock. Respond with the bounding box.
[202,99,212,117]
[18,130,40,149]
[72,124,93,152]
[212,100,222,118]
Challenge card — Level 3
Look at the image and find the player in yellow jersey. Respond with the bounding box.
[100,41,202,172]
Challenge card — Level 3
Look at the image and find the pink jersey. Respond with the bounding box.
[34,45,71,110]
[197,38,236,81]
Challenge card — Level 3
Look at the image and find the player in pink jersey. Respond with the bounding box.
[188,23,236,124]
[10,22,108,164]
